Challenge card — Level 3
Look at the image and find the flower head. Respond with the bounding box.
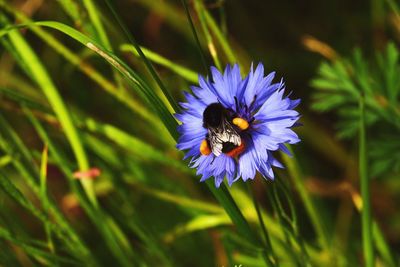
[176,63,300,187]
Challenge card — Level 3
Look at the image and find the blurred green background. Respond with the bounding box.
[0,0,399,266]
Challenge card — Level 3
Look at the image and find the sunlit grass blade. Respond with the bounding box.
[82,0,111,49]
[163,213,230,243]
[39,145,49,206]
[0,20,178,139]
[0,17,96,206]
[120,44,198,83]
[180,0,209,75]
[39,144,56,260]
[128,182,223,214]
[359,95,374,267]
[193,0,221,69]
[83,118,189,173]
[103,0,180,112]
[1,2,171,142]
[193,0,236,64]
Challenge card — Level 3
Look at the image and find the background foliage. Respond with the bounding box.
[0,0,399,266]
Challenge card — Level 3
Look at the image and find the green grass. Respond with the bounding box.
[0,0,398,266]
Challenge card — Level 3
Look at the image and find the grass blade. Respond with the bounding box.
[180,0,209,75]
[281,148,330,253]
[120,44,198,83]
[103,0,180,112]
[193,0,222,69]
[0,16,97,206]
[359,95,374,267]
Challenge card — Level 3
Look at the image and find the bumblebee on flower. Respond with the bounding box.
[176,63,300,187]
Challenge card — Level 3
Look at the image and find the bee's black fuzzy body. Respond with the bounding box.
[202,103,242,156]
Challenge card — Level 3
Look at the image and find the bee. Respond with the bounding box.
[201,103,248,157]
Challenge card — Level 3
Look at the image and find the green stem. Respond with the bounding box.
[247,183,277,267]
[359,95,374,267]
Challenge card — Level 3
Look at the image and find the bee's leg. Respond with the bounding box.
[200,139,212,155]
[232,117,249,130]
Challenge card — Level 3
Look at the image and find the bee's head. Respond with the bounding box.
[203,103,226,128]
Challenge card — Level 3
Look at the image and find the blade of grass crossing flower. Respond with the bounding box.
[180,0,209,75]
[0,18,97,207]
[359,95,374,267]
[103,0,180,112]
[120,44,198,83]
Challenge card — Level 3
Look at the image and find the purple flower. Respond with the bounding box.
[176,63,300,187]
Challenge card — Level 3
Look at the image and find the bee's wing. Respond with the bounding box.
[222,123,242,146]
[208,123,241,157]
[208,131,223,156]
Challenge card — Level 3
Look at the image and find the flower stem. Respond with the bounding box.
[359,95,374,267]
[247,183,277,267]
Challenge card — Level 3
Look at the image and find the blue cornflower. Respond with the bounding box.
[176,63,300,187]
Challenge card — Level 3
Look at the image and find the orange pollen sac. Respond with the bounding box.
[225,139,246,158]
[232,117,249,130]
[200,139,211,155]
